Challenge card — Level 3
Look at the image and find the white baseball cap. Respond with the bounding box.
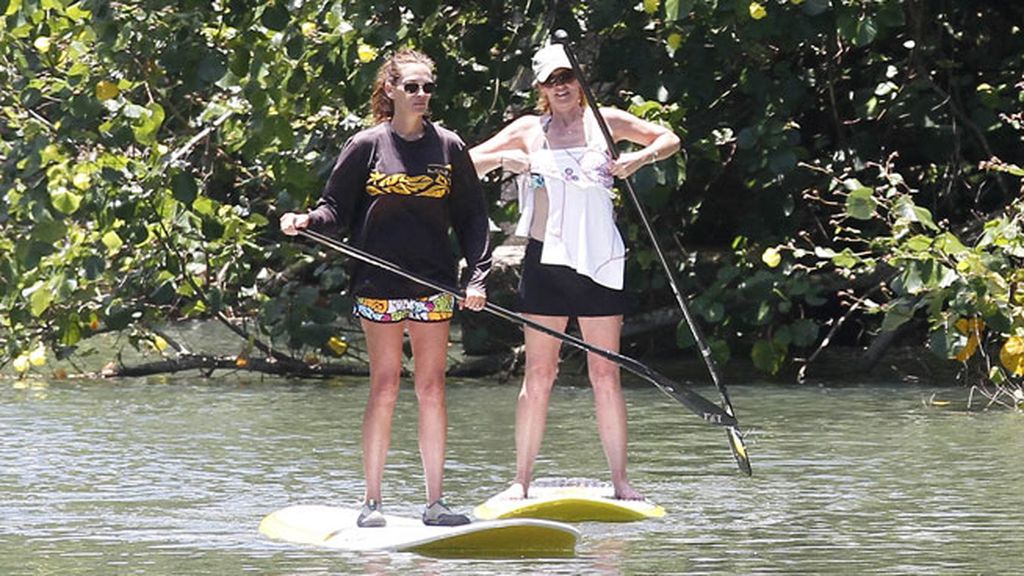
[531,44,572,84]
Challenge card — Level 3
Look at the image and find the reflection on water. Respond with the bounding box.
[2,376,1023,574]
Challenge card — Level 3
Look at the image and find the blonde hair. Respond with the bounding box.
[370,49,436,123]
[534,81,585,114]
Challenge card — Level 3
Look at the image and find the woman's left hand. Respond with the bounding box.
[609,150,653,179]
[460,287,487,311]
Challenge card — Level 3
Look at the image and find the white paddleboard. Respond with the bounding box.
[259,504,579,557]
[474,478,666,522]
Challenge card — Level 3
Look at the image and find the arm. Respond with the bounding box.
[280,135,373,236]
[468,116,534,178]
[601,107,681,179]
[449,137,493,310]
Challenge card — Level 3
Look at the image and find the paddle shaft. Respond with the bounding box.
[553,32,751,475]
[298,228,735,428]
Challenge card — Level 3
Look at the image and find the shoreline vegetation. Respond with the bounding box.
[1,3,1021,410]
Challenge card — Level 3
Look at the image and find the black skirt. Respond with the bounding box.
[516,239,631,317]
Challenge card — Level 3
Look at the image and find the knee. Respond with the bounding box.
[368,373,401,407]
[414,375,446,406]
[524,361,559,387]
[588,361,620,391]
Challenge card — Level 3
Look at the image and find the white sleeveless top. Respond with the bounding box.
[514,109,626,290]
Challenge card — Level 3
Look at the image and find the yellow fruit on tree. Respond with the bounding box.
[29,346,46,366]
[153,336,168,352]
[954,335,979,362]
[357,44,377,63]
[749,2,767,20]
[999,336,1024,375]
[762,247,782,268]
[95,80,120,101]
[955,317,985,335]
[328,336,349,356]
[13,355,31,373]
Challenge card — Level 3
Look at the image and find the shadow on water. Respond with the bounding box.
[2,373,1022,575]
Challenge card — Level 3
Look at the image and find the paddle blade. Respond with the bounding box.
[727,426,752,476]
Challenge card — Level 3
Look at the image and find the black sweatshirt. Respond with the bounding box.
[307,120,491,299]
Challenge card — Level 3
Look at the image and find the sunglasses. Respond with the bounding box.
[400,81,436,95]
[541,70,575,87]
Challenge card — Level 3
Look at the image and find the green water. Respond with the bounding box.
[3,373,1022,574]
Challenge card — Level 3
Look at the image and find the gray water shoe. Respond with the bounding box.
[357,499,386,528]
[422,499,471,526]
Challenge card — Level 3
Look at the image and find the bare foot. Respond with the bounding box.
[499,482,528,500]
[613,481,645,501]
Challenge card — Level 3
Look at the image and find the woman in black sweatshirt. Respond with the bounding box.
[280,48,491,528]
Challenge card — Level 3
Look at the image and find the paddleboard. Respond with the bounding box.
[259,504,579,557]
[474,477,666,522]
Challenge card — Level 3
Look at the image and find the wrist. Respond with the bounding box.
[647,149,658,165]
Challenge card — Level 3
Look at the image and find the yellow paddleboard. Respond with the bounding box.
[259,504,578,557]
[474,478,666,522]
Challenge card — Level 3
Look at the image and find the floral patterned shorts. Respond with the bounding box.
[353,293,455,323]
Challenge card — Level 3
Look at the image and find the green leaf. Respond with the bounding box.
[700,301,725,323]
[928,328,957,359]
[905,235,933,252]
[32,219,67,243]
[801,0,829,16]
[192,196,216,216]
[261,3,290,31]
[23,281,53,317]
[666,0,696,21]
[831,248,860,268]
[845,186,877,220]
[893,197,938,231]
[881,299,916,331]
[751,339,786,375]
[676,320,696,349]
[171,171,198,205]
[101,230,123,253]
[198,51,228,84]
[51,187,83,214]
[133,102,165,146]
[789,319,820,347]
[855,17,879,47]
[769,149,797,175]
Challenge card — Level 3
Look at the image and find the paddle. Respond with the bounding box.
[297,228,735,428]
[552,30,752,476]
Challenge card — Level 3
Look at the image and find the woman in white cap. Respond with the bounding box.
[470,44,680,500]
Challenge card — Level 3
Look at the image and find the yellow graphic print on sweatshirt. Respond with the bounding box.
[367,164,451,198]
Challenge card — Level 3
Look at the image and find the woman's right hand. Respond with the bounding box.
[279,212,310,236]
[498,149,530,174]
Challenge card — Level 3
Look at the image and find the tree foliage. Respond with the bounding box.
[1,0,1021,399]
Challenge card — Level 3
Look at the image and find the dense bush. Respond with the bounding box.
[1,1,1020,399]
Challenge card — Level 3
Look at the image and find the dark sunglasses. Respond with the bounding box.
[401,81,436,95]
[541,70,575,87]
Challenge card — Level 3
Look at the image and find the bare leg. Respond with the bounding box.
[360,319,406,504]
[407,320,452,504]
[512,314,569,498]
[578,315,642,500]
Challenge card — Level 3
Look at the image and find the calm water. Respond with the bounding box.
[3,373,1023,575]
